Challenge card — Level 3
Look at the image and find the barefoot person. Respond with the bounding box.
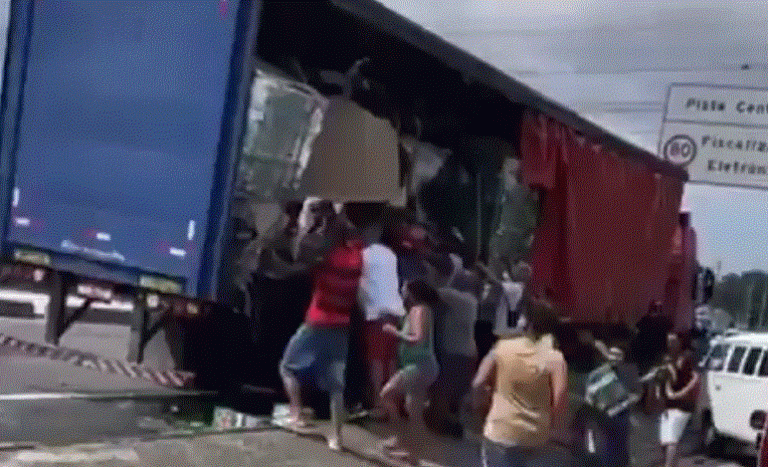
[379,279,441,464]
[278,204,363,451]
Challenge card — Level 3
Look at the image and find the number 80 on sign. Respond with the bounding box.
[662,135,697,166]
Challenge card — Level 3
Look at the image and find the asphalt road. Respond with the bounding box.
[0,293,758,466]
[0,430,383,467]
[662,450,754,467]
[0,311,175,368]
[0,344,187,446]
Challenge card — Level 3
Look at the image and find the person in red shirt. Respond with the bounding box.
[278,204,363,452]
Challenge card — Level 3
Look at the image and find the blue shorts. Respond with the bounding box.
[279,324,349,393]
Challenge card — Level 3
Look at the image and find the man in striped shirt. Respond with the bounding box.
[279,205,363,452]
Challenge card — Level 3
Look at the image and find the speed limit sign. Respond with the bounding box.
[662,135,697,166]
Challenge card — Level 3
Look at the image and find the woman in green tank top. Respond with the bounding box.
[379,279,441,464]
[398,297,436,366]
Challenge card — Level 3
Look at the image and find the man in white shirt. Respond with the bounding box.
[493,262,531,337]
[358,223,406,418]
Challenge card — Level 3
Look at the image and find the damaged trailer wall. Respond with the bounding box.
[414,136,533,269]
[249,0,687,329]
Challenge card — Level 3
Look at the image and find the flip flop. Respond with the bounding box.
[381,436,401,450]
[381,439,417,464]
[346,409,369,423]
[382,449,419,466]
[274,417,315,434]
[327,438,343,452]
[382,448,410,459]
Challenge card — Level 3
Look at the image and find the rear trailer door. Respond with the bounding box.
[6,1,241,293]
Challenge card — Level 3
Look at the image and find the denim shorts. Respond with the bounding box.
[280,324,349,393]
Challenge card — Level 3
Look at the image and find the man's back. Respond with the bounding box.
[305,240,364,327]
[360,244,404,320]
[438,287,478,357]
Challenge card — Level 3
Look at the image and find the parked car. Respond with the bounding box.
[701,332,768,456]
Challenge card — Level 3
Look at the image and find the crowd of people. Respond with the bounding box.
[239,197,565,464]
[239,197,701,467]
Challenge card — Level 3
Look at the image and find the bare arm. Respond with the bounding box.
[593,340,613,362]
[472,350,497,390]
[471,350,497,412]
[386,305,427,345]
[666,371,700,400]
[549,352,569,418]
[475,262,501,285]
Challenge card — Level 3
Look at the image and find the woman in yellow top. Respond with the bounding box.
[471,296,568,467]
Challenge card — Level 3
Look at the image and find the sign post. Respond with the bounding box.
[659,84,768,190]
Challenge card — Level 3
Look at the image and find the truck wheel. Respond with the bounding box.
[703,416,727,457]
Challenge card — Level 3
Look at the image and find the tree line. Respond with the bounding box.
[709,270,768,329]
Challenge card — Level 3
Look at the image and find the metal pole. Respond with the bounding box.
[44,271,69,346]
[127,292,147,363]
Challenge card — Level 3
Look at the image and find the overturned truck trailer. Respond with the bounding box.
[0,0,687,392]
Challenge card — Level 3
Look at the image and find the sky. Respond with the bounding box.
[378,0,768,276]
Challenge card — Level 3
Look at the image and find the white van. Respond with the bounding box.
[702,331,768,454]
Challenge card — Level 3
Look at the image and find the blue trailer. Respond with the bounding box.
[0,0,260,364]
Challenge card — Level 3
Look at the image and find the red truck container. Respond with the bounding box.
[521,113,687,330]
[661,211,697,333]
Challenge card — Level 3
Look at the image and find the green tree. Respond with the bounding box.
[710,271,768,329]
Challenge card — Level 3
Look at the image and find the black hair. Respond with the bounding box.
[284,200,303,218]
[405,279,441,307]
[379,221,401,251]
[524,295,559,340]
[308,200,337,234]
[667,330,692,352]
[425,251,454,278]
[314,200,336,215]
[343,202,385,229]
[331,212,359,244]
